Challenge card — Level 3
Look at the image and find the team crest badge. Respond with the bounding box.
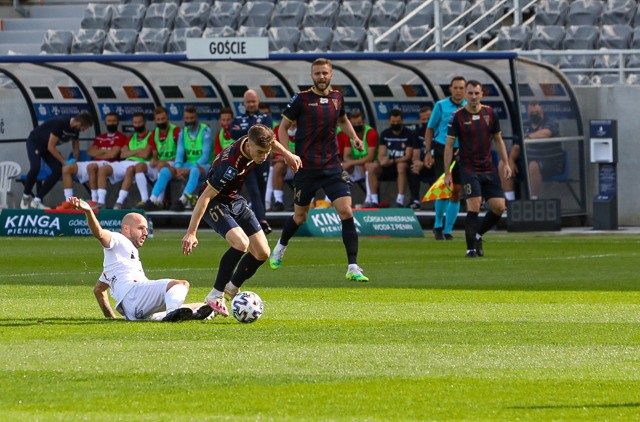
[332,99,338,110]
[484,114,491,125]
[223,166,238,181]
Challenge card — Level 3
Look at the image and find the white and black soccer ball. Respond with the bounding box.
[231,291,263,323]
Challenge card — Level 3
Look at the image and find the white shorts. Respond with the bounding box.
[348,165,365,182]
[107,160,137,184]
[76,161,110,184]
[114,278,173,321]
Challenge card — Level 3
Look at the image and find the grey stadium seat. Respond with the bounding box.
[534,0,570,26]
[403,0,434,27]
[441,0,470,26]
[567,0,603,27]
[337,1,373,28]
[602,0,636,26]
[495,26,531,50]
[268,26,300,52]
[143,3,179,29]
[110,4,146,31]
[331,26,366,52]
[203,25,236,38]
[239,2,274,28]
[270,1,305,28]
[441,25,466,51]
[41,30,74,54]
[135,27,170,53]
[368,26,398,52]
[468,0,501,37]
[121,0,148,6]
[150,0,180,4]
[102,28,139,54]
[368,0,405,28]
[563,25,599,49]
[167,27,203,53]
[632,27,640,49]
[236,26,268,38]
[207,2,242,29]
[529,25,565,50]
[597,25,633,49]
[71,29,106,54]
[80,4,113,31]
[174,2,211,30]
[592,50,625,70]
[557,54,594,70]
[297,27,333,52]
[303,1,340,28]
[396,24,431,52]
[565,73,591,86]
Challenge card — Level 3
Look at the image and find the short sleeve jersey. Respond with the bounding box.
[230,112,273,140]
[428,97,467,147]
[410,122,428,160]
[203,136,254,204]
[282,88,345,170]
[99,231,147,306]
[28,117,79,148]
[90,131,127,161]
[448,105,501,174]
[523,118,563,162]
[379,126,414,159]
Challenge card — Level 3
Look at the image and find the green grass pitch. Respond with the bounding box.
[1,230,639,421]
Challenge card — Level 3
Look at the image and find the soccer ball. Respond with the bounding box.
[231,291,263,323]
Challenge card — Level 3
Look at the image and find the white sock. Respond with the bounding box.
[64,188,73,200]
[265,167,274,209]
[149,194,159,203]
[135,172,149,202]
[348,263,359,272]
[98,189,107,204]
[324,195,331,202]
[396,194,405,204]
[274,190,284,202]
[91,189,98,202]
[164,283,188,311]
[117,189,128,204]
[157,191,165,203]
[205,288,224,300]
[224,281,239,296]
[33,197,42,204]
[372,194,379,203]
[365,170,372,199]
[531,195,539,200]
[505,191,515,201]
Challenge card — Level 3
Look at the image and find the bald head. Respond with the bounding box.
[243,89,260,114]
[121,213,149,248]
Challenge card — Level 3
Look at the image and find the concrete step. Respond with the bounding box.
[2,17,82,31]
[0,30,46,44]
[29,5,87,19]
[0,43,42,55]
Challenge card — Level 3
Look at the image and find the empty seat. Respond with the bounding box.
[207,2,243,29]
[495,26,531,50]
[368,0,405,28]
[174,2,211,30]
[239,2,274,28]
[468,0,501,36]
[598,24,633,49]
[270,1,305,28]
[403,0,434,27]
[236,26,268,37]
[529,25,565,50]
[110,4,146,30]
[590,73,622,86]
[40,30,73,54]
[563,25,598,49]
[565,73,591,86]
[143,3,178,29]
[368,26,398,52]
[602,0,636,25]
[71,29,106,54]
[558,54,594,69]
[203,25,236,38]
[135,27,170,53]
[103,28,139,54]
[150,0,180,4]
[396,24,431,51]
[632,27,640,49]
[297,27,333,52]
[441,25,466,51]
[441,0,469,26]
[121,0,148,5]
[592,50,625,69]
[268,26,300,52]
[534,0,570,26]
[80,4,113,31]
[330,26,366,52]
[303,1,340,28]
[337,1,373,28]
[167,27,202,53]
[567,0,603,26]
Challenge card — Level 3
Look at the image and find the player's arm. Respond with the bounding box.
[68,196,111,248]
[277,117,293,149]
[101,145,122,161]
[378,144,391,166]
[182,183,218,255]
[270,136,301,173]
[87,142,103,159]
[93,281,118,318]
[493,131,512,180]
[47,133,67,165]
[174,131,186,168]
[71,139,80,161]
[338,114,363,151]
[444,135,455,187]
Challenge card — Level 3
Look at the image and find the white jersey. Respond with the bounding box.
[98,231,148,307]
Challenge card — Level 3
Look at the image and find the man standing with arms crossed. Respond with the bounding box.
[269,58,369,282]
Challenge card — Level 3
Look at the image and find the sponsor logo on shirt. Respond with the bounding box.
[224,166,238,181]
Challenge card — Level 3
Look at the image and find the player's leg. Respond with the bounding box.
[32,151,62,209]
[115,164,136,208]
[432,143,448,239]
[474,173,507,257]
[528,160,543,199]
[444,162,462,240]
[461,171,483,258]
[87,162,100,203]
[62,162,79,199]
[395,160,409,207]
[366,162,382,206]
[271,159,288,211]
[134,162,151,205]
[22,139,41,208]
[228,209,269,296]
[97,163,113,208]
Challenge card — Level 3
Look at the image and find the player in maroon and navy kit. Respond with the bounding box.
[445,80,512,258]
[181,124,301,317]
[269,58,369,282]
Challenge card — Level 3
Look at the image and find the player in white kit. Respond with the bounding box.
[69,196,212,322]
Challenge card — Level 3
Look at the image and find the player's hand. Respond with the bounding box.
[508,159,518,177]
[444,174,453,189]
[353,137,364,152]
[424,153,434,169]
[68,196,92,212]
[182,233,198,255]
[285,153,302,173]
[503,164,513,181]
[175,168,189,180]
[411,160,423,174]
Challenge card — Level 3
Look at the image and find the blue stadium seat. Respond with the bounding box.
[403,0,434,27]
[207,2,243,29]
[135,28,170,53]
[441,0,470,26]
[41,30,74,55]
[71,29,106,54]
[298,27,333,52]
[103,28,139,54]
[110,4,146,31]
[303,1,340,28]
[167,27,203,53]
[331,27,366,52]
[174,2,211,30]
[143,3,179,29]
[270,1,306,28]
[534,0,570,26]
[239,2,274,28]
[368,0,405,28]
[495,26,531,50]
[80,4,113,31]
[602,0,636,25]
[337,1,373,28]
[567,0,603,26]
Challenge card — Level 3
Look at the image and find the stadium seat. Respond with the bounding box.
[368,0,405,28]
[110,4,146,31]
[167,27,202,53]
[143,3,179,29]
[602,0,636,25]
[597,24,633,49]
[441,25,466,51]
[403,0,434,27]
[135,28,170,53]
[590,73,623,86]
[331,26,366,52]
[592,50,625,70]
[174,2,211,30]
[270,1,306,28]
[203,25,236,38]
[149,0,180,4]
[297,27,333,52]
[495,26,531,50]
[268,26,300,53]
[395,24,431,52]
[558,54,594,70]
[236,26,268,38]
[71,29,106,54]
[303,1,340,28]
[565,73,591,86]
[631,27,640,48]
[0,161,20,210]
[529,25,565,50]
[567,0,603,26]
[337,1,373,28]
[121,0,149,5]
[534,0,570,26]
[468,0,501,37]
[441,0,470,26]
[239,2,274,28]
[80,4,113,31]
[102,28,139,54]
[368,26,398,52]
[207,2,243,29]
[563,25,599,49]
[40,30,74,55]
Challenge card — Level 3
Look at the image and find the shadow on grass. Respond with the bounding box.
[0,317,121,327]
[509,402,640,410]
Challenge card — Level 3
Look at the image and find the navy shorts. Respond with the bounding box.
[203,196,262,238]
[292,169,352,206]
[433,142,461,184]
[460,170,504,200]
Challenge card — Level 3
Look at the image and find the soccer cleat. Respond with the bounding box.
[113,203,123,210]
[259,219,272,235]
[466,250,477,258]
[346,266,369,282]
[20,196,32,210]
[269,244,287,270]
[271,201,285,212]
[184,193,197,208]
[205,294,229,317]
[433,227,445,240]
[362,202,379,208]
[409,201,421,210]
[30,200,50,210]
[170,200,186,212]
[135,201,146,209]
[315,199,332,209]
[143,200,161,211]
[55,200,74,210]
[444,234,454,241]
[162,307,194,322]
[474,237,484,257]
[192,305,215,320]
[88,201,100,210]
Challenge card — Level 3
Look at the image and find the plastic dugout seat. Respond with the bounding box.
[602,0,636,25]
[110,4,146,31]
[330,26,366,52]
[395,24,431,52]
[238,2,274,28]
[203,25,236,38]
[337,1,373,28]
[441,0,470,26]
[41,30,74,55]
[297,27,333,52]
[403,0,434,27]
[268,27,300,53]
[0,161,21,209]
[270,1,306,28]
[71,29,106,54]
[567,0,603,26]
[368,0,405,28]
[207,2,243,29]
[135,28,170,53]
[368,26,398,52]
[547,151,582,207]
[303,1,340,29]
[534,0,570,26]
[80,4,113,31]
[17,159,52,193]
[143,3,179,29]
[167,27,203,53]
[236,26,268,38]
[102,28,139,54]
[173,2,210,30]
[495,26,531,50]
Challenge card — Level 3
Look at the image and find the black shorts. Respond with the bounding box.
[433,142,461,185]
[292,169,351,206]
[460,170,504,200]
[203,196,261,238]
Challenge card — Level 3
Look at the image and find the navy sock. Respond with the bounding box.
[230,253,265,288]
[341,217,359,265]
[279,216,300,246]
[214,247,245,292]
[465,212,479,251]
[478,210,501,236]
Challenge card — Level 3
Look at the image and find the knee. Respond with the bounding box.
[160,167,171,177]
[173,279,190,289]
